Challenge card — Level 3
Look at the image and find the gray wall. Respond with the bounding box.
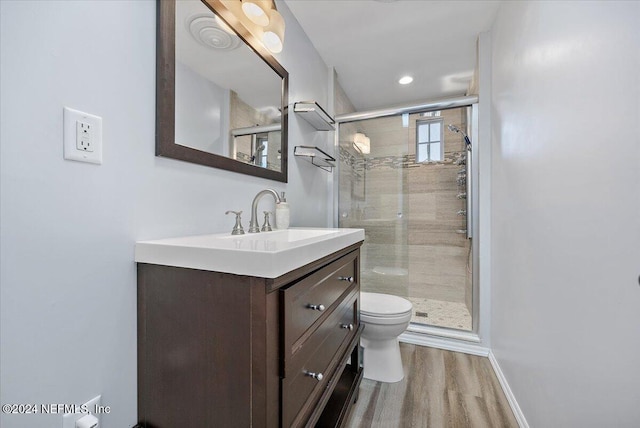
[175,60,229,155]
[489,1,640,426]
[0,1,331,427]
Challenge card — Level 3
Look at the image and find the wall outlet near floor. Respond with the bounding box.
[63,107,102,164]
[62,395,101,428]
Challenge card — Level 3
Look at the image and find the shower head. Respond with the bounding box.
[448,124,465,135]
[448,124,472,150]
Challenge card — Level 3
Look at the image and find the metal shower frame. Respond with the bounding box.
[333,94,481,340]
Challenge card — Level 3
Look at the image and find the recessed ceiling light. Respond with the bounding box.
[399,76,413,85]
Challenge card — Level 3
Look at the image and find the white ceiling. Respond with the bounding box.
[285,0,501,111]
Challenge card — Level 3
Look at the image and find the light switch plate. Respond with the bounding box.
[63,107,102,164]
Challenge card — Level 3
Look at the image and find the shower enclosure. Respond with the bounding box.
[336,101,476,333]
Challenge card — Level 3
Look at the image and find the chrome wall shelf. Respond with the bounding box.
[293,101,335,131]
[294,146,336,172]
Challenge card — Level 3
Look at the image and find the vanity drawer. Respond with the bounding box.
[284,286,358,378]
[282,250,358,355]
[282,293,358,428]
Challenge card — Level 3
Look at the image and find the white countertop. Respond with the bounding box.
[135,228,365,278]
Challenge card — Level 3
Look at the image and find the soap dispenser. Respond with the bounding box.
[275,191,290,229]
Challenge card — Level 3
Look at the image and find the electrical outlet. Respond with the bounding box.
[64,107,102,164]
[62,395,101,428]
[76,121,93,152]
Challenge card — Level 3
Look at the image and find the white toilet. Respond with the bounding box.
[360,291,413,383]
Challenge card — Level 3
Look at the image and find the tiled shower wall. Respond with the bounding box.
[338,107,473,321]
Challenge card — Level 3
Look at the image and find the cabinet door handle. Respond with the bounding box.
[340,323,354,331]
[307,304,325,311]
[304,371,324,381]
[338,276,354,282]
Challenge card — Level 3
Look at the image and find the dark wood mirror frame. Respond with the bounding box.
[156,0,289,182]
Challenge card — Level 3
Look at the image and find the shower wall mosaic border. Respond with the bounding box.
[339,146,465,171]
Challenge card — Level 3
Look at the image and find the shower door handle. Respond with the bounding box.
[466,145,472,239]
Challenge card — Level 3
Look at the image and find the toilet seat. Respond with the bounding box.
[360,292,413,318]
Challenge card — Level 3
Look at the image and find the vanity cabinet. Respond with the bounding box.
[137,242,363,427]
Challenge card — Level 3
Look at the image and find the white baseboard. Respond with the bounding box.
[399,330,490,357]
[488,351,529,428]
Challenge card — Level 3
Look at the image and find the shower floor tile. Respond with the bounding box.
[407,297,472,331]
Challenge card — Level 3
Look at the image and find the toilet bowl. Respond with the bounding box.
[360,291,413,383]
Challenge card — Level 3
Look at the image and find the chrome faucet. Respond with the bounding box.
[225,210,245,235]
[249,189,282,233]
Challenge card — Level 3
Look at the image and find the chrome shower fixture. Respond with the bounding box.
[250,143,266,164]
[448,124,472,150]
[447,124,463,134]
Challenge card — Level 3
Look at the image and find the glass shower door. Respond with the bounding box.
[338,107,473,331]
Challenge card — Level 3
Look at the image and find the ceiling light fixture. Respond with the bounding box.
[241,0,271,26]
[262,8,285,53]
[399,76,414,85]
[220,0,285,54]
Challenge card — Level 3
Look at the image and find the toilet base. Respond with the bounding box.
[361,337,404,383]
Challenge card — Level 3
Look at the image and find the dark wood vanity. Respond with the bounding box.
[137,242,363,427]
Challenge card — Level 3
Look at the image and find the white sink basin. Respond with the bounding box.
[135,228,365,278]
[218,228,338,243]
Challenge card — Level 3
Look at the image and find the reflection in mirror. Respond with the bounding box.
[174,0,283,172]
[231,123,281,168]
[156,0,288,182]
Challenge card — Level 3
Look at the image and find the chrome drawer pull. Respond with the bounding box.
[307,304,325,311]
[304,371,324,381]
[338,276,354,282]
[340,323,354,331]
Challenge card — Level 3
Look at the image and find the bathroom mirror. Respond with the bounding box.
[157,0,289,182]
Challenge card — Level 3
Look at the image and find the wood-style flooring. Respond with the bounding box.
[346,344,518,428]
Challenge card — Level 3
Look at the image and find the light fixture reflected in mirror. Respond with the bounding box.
[234,0,285,54]
[241,0,271,26]
[263,8,285,53]
[353,132,370,154]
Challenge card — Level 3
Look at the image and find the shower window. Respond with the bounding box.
[416,119,443,162]
[257,137,268,168]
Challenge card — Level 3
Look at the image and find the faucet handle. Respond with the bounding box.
[225,210,245,235]
[261,211,273,232]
